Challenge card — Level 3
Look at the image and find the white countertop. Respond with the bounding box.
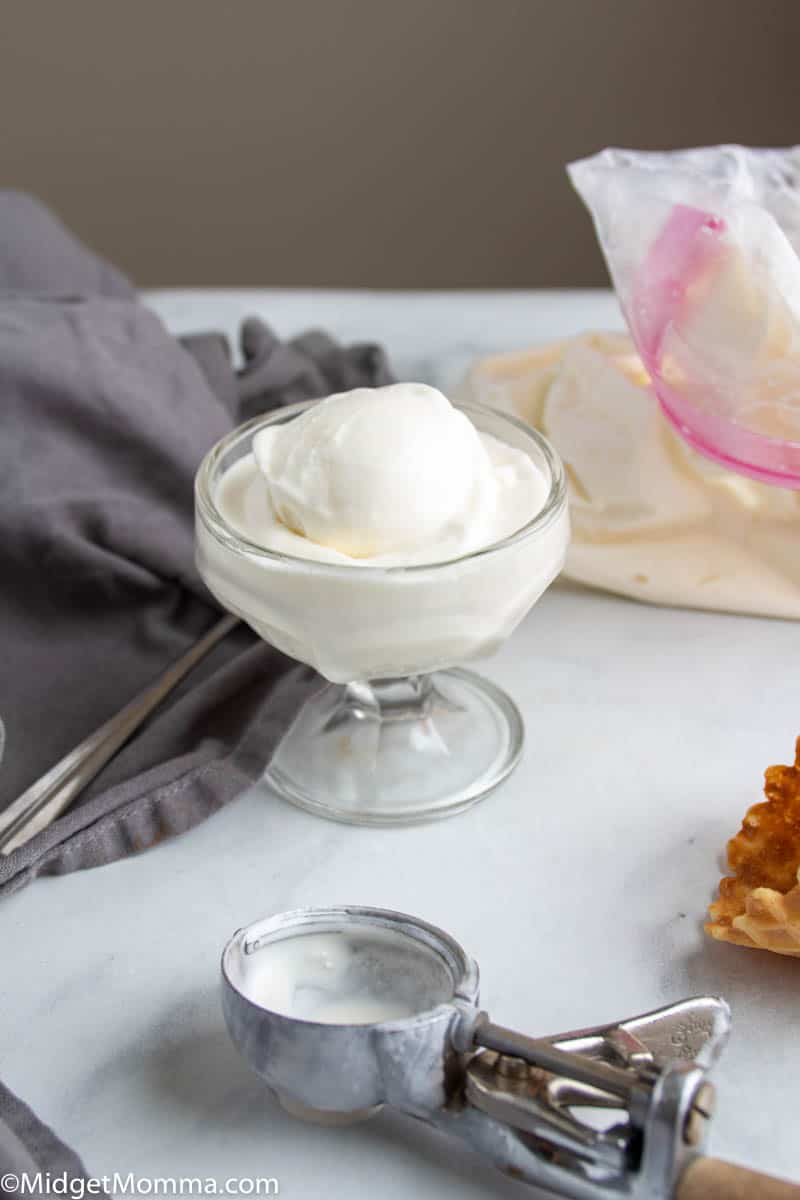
[1,290,797,1198]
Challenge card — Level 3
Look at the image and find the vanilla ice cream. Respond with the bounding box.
[251,383,500,560]
[219,383,548,567]
[195,392,568,682]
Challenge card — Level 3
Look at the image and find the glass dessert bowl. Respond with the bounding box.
[195,397,568,824]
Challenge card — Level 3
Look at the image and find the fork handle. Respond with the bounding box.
[0,613,238,855]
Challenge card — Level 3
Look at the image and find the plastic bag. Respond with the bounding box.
[569,146,800,486]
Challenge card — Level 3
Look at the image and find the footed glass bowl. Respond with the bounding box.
[195,400,569,824]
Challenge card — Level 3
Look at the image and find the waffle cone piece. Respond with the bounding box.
[706,736,800,956]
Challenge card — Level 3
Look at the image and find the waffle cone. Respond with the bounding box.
[706,737,800,956]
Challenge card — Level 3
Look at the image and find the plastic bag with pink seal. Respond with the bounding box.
[569,146,800,487]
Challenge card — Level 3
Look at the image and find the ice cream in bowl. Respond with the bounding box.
[195,383,569,823]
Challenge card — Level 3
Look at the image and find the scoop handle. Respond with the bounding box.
[678,1157,800,1200]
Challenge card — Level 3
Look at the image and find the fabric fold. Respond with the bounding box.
[0,194,392,897]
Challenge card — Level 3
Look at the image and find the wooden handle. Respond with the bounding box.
[678,1157,800,1200]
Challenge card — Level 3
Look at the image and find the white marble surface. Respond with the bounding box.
[1,290,797,1198]
[145,287,625,394]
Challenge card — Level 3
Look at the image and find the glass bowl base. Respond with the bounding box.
[265,668,523,825]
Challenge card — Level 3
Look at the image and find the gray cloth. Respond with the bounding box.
[0,193,393,898]
[0,1079,91,1196]
[0,191,134,301]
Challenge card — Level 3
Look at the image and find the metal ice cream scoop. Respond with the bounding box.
[221,905,799,1200]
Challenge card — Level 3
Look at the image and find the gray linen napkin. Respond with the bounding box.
[0,1080,92,1196]
[0,192,393,898]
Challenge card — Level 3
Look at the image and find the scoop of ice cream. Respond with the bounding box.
[251,383,496,558]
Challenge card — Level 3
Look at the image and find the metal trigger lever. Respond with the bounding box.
[451,997,732,1200]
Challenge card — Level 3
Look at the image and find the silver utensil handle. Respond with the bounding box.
[0,613,239,855]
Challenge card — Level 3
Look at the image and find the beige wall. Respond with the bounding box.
[2,0,797,287]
